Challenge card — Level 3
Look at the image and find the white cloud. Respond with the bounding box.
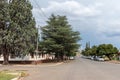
[41,1,102,17]
[32,0,103,28]
[97,20,120,37]
[30,0,120,48]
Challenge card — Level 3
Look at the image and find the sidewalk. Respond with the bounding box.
[108,60,120,64]
[0,62,63,67]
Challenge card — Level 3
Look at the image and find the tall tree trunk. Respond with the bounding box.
[60,53,64,61]
[55,53,60,62]
[106,55,111,60]
[3,45,9,65]
[3,53,9,65]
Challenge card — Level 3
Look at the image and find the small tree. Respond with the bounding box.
[97,44,118,60]
[91,45,97,56]
[81,42,91,56]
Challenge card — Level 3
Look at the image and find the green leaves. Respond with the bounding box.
[0,0,37,64]
[97,44,118,55]
[41,14,81,60]
[82,44,118,60]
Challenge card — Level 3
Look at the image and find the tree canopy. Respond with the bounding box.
[0,0,37,64]
[97,44,118,60]
[41,14,81,61]
[81,44,119,60]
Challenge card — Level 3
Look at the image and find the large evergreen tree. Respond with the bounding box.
[0,0,11,65]
[0,0,37,65]
[41,14,81,61]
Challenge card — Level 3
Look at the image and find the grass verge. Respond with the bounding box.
[0,70,28,80]
[0,72,16,80]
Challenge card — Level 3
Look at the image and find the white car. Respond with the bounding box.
[70,56,75,60]
[90,56,94,60]
[97,57,104,61]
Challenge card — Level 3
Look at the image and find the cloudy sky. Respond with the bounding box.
[29,0,120,49]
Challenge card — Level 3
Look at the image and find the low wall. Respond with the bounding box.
[0,59,57,65]
[0,60,42,64]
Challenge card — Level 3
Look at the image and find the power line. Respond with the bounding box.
[30,0,47,27]
[31,0,81,30]
[32,0,48,20]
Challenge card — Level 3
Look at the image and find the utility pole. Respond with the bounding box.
[35,25,41,64]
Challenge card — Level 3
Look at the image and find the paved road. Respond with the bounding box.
[1,57,120,80]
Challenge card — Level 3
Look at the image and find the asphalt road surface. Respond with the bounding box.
[1,56,120,80]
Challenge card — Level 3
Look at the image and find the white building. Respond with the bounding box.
[0,54,55,62]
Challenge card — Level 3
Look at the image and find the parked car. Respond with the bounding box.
[70,56,75,60]
[90,56,94,60]
[96,57,104,61]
